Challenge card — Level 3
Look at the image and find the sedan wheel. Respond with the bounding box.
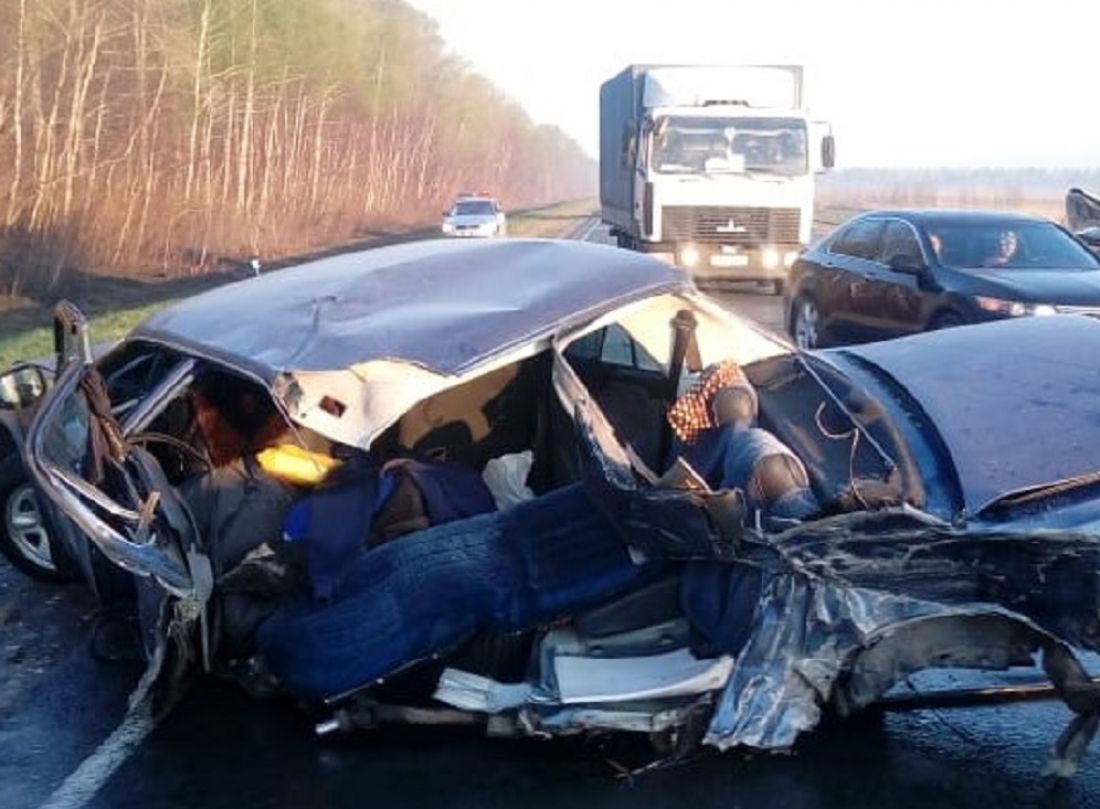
[793,298,822,349]
[0,459,77,582]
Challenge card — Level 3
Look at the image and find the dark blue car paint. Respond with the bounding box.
[131,239,691,381]
[809,350,964,520]
[836,316,1100,518]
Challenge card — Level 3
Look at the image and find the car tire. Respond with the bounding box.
[770,279,785,296]
[0,456,79,583]
[929,311,966,331]
[791,296,824,349]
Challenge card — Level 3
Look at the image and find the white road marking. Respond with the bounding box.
[36,704,158,809]
[572,216,602,243]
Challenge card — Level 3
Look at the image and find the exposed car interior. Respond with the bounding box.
[39,291,923,713]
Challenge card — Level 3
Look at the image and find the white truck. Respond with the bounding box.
[600,65,834,292]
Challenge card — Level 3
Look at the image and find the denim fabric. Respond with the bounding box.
[256,484,652,700]
[681,562,764,656]
[678,427,817,657]
[679,426,817,518]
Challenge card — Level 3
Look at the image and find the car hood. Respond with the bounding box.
[962,268,1100,305]
[831,315,1100,517]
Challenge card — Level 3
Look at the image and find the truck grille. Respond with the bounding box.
[662,206,801,245]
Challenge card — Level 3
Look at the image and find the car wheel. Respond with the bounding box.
[0,457,78,582]
[792,296,823,349]
[929,311,966,331]
[770,279,785,296]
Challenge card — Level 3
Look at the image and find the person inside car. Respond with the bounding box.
[666,361,818,526]
[667,362,818,659]
[982,229,1020,267]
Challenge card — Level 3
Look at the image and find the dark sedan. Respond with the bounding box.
[785,209,1100,347]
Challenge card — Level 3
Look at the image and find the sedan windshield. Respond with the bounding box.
[452,200,496,216]
[926,221,1100,271]
[651,116,807,176]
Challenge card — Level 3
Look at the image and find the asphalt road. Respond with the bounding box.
[3,221,1099,809]
[578,218,790,337]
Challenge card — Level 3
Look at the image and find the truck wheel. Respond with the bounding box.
[616,233,635,250]
[0,457,79,583]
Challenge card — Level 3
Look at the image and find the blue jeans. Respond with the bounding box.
[256,484,655,700]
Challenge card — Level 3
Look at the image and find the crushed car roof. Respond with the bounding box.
[132,239,690,381]
[835,315,1100,516]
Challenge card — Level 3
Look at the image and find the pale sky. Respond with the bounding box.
[406,0,1100,169]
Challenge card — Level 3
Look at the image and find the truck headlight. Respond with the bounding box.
[679,245,701,269]
[442,222,455,234]
[762,247,780,269]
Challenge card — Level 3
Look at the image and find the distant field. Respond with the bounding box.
[818,190,1067,222]
[0,199,597,368]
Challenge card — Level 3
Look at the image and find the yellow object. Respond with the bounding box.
[256,444,342,486]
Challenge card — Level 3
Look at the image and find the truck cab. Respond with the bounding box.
[601,65,835,291]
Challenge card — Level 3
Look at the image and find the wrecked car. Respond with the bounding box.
[21,238,1100,777]
[1067,187,1100,255]
[1,341,115,581]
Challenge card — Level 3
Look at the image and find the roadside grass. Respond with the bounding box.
[505,198,596,238]
[0,199,596,368]
[0,303,165,365]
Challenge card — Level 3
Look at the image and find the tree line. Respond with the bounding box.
[0,0,596,295]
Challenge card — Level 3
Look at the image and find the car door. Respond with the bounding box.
[820,218,887,344]
[860,219,929,339]
[24,304,204,603]
[552,329,746,563]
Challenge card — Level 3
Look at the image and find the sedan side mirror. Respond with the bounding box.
[889,254,926,274]
[0,364,48,410]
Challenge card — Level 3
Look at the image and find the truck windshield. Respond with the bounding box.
[651,116,807,176]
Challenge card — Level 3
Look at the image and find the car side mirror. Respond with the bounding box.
[0,364,48,410]
[821,135,836,169]
[889,254,925,274]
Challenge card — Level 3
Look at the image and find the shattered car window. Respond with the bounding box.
[40,391,90,475]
